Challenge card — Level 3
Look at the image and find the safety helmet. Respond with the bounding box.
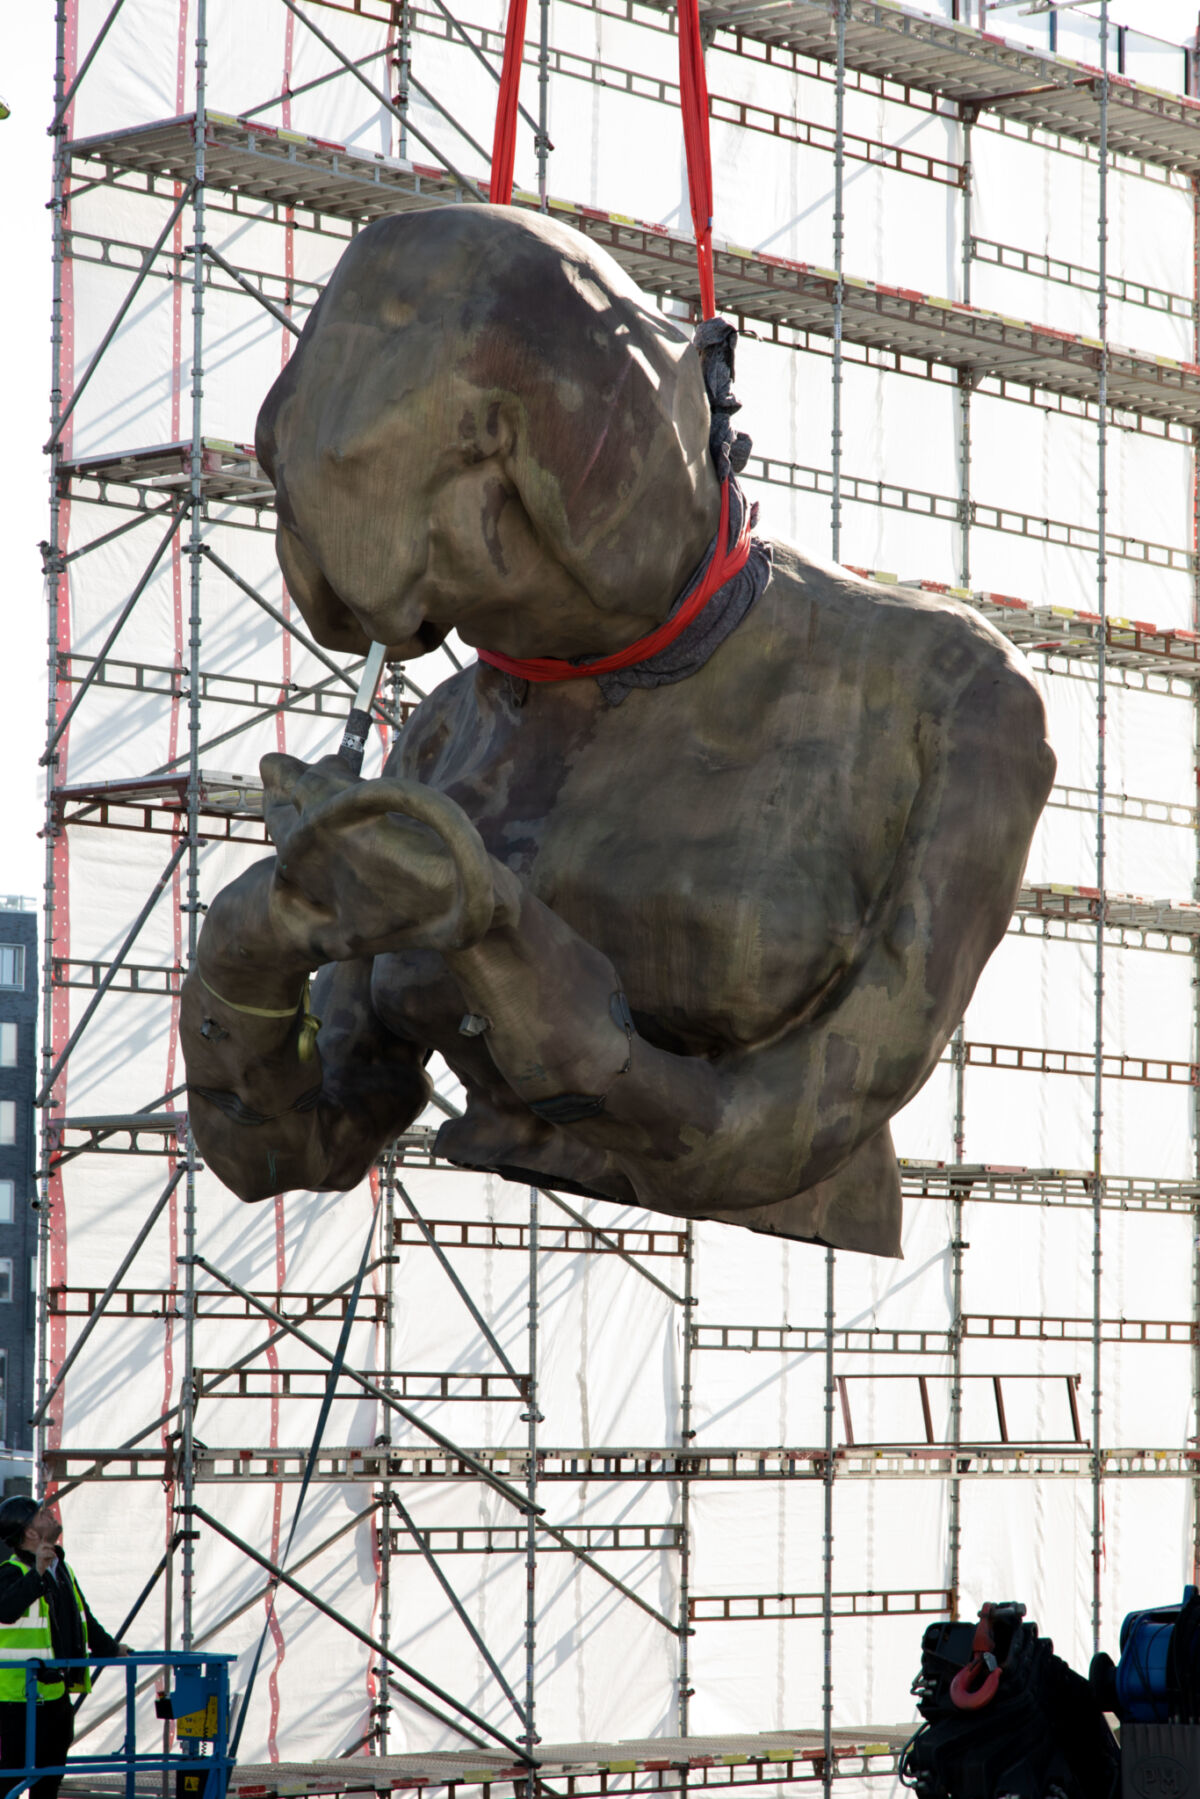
[0,1497,41,1550]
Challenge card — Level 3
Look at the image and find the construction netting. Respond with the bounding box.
[44,0,1199,1790]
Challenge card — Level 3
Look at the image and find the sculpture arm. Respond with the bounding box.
[181,859,430,1203]
[444,657,1054,1210]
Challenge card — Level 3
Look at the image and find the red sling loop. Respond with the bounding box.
[480,0,742,683]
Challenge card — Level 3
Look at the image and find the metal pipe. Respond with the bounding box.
[821,1247,835,1799]
[48,1256,391,1503]
[958,110,975,590]
[184,1252,541,1513]
[35,839,188,1107]
[947,99,974,1624]
[278,0,486,201]
[392,1495,528,1724]
[30,1167,184,1428]
[1191,127,1200,1581]
[45,182,196,452]
[406,71,492,166]
[201,243,301,336]
[396,1183,525,1390]
[54,504,171,571]
[237,43,393,120]
[38,0,72,1498]
[521,1186,542,1767]
[1090,0,1109,1658]
[49,0,127,131]
[376,1157,396,1754]
[537,0,551,207]
[73,1504,384,1743]
[830,0,846,563]
[418,0,539,135]
[677,1222,695,1733]
[191,1503,533,1760]
[539,1188,685,1305]
[41,506,188,764]
[181,0,209,1665]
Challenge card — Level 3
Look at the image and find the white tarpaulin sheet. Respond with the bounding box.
[44,0,1199,1790]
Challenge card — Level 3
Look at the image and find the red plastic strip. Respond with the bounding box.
[477,476,751,682]
[489,0,530,203]
[677,0,716,319]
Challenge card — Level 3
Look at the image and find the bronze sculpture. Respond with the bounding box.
[180,206,1054,1257]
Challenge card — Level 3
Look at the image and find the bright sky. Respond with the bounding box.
[0,1,1197,905]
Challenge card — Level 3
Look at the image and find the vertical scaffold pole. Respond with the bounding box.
[678,1223,695,1734]
[181,0,208,1657]
[1090,0,1109,1658]
[521,1187,541,1769]
[395,0,410,162]
[38,0,72,1495]
[537,0,550,208]
[948,1036,966,1619]
[957,111,975,593]
[947,100,974,1627]
[830,0,846,563]
[821,1247,835,1798]
[377,1155,397,1752]
[1190,91,1200,1583]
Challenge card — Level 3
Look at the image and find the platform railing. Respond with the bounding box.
[0,1653,234,1799]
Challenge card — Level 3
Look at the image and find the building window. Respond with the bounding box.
[30,1256,37,1293]
[0,1025,14,1068]
[0,948,24,991]
[0,1350,7,1445]
[0,1104,13,1147]
[0,1262,14,1304]
[0,1183,12,1225]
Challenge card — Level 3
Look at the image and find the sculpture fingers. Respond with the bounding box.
[281,776,496,954]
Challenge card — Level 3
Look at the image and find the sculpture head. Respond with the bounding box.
[255,206,720,661]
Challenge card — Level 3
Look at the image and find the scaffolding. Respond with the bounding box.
[36,0,1200,1788]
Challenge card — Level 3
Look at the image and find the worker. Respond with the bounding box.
[0,1498,130,1799]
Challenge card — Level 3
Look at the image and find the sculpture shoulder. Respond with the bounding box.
[761,537,1042,716]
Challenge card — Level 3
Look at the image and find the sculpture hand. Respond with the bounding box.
[261,752,496,959]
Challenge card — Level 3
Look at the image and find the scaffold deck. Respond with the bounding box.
[60,1729,913,1799]
[64,116,1200,428]
[666,0,1200,174]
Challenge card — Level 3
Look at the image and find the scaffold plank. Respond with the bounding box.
[956,1038,1197,1084]
[394,1217,688,1258]
[853,570,1200,680]
[272,0,1200,175]
[388,1523,686,1555]
[197,1367,530,1401]
[64,117,1200,428]
[648,0,1200,175]
[691,1324,953,1354]
[962,1314,1193,1345]
[48,1286,386,1322]
[692,1313,1194,1350]
[217,1729,910,1799]
[899,1161,1199,1213]
[41,1443,1200,1483]
[688,1589,951,1622]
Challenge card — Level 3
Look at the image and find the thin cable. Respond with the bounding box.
[227,1193,380,1758]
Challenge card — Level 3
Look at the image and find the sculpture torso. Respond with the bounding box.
[375,542,999,1068]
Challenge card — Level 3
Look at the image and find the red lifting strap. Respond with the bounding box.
[488,0,717,316]
[489,0,529,203]
[477,476,751,682]
[677,0,717,321]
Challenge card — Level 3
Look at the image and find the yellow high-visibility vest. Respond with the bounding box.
[0,1554,92,1702]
